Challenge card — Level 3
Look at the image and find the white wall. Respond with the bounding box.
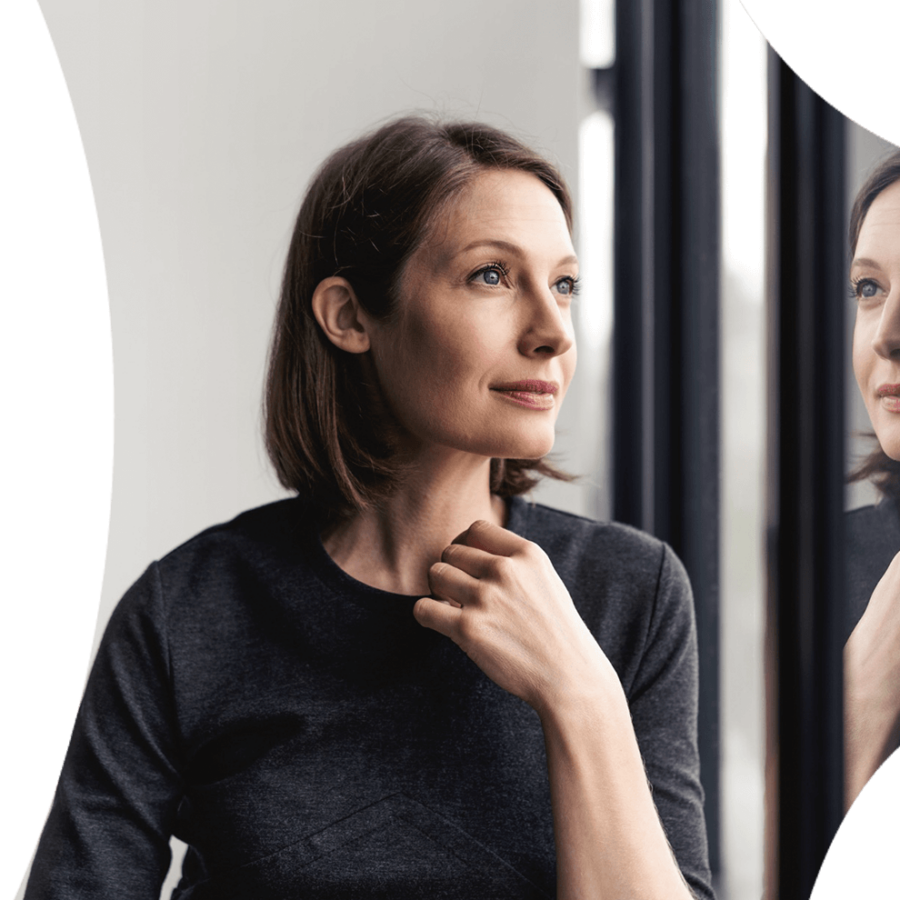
[17,0,589,893]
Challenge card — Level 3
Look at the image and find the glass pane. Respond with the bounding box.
[580,0,615,69]
[846,126,896,513]
[578,108,614,520]
[720,2,767,898]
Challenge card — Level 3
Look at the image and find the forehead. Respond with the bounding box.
[424,169,573,258]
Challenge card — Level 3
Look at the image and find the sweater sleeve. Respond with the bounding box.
[24,563,183,899]
[627,544,713,900]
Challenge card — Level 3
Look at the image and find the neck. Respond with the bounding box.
[322,451,507,596]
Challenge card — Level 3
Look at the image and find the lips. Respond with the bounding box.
[876,384,900,413]
[491,380,559,395]
[490,380,559,411]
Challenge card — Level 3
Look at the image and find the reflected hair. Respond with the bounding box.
[264,115,574,523]
[848,148,900,500]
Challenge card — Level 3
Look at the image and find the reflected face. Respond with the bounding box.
[852,180,900,460]
[365,169,578,462]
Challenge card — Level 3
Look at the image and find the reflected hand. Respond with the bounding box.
[845,548,900,807]
[412,519,612,713]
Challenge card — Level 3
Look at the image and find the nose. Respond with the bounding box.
[873,288,900,360]
[518,288,575,358]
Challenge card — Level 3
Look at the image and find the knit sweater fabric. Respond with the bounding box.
[25,496,713,899]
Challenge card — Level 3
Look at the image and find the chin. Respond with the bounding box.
[438,417,558,462]
[460,439,556,462]
[877,434,900,463]
[485,431,556,461]
[870,415,900,461]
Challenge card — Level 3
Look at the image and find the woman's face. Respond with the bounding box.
[365,169,578,463]
[853,179,900,461]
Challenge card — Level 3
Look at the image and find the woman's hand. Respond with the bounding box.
[412,519,612,714]
[845,549,900,808]
[413,519,695,900]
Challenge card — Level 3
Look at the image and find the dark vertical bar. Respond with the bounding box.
[673,0,721,880]
[610,0,721,876]
[648,0,675,539]
[765,52,845,899]
[611,0,647,529]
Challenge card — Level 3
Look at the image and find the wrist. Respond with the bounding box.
[534,655,629,732]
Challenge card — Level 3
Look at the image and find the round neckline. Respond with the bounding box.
[305,495,529,614]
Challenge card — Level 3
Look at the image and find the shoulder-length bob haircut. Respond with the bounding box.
[849,149,900,500]
[264,116,574,522]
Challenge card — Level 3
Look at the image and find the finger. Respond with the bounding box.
[440,542,498,578]
[413,596,462,637]
[427,560,480,606]
[454,519,526,557]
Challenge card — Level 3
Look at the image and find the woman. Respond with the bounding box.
[846,149,900,810]
[25,117,712,899]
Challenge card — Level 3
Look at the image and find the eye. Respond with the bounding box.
[470,263,508,287]
[852,277,882,302]
[554,276,580,297]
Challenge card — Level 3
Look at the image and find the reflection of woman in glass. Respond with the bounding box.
[846,150,900,808]
[26,117,712,899]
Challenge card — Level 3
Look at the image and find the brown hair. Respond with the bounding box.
[264,116,574,522]
[848,149,900,499]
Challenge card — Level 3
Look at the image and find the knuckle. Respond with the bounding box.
[457,614,481,644]
[490,556,512,578]
[521,540,543,561]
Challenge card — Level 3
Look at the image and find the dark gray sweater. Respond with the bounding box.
[25,496,713,899]
[845,500,900,640]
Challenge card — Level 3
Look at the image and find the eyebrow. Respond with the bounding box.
[457,239,578,268]
[850,257,883,271]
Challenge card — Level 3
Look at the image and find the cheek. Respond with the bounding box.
[552,344,577,406]
[852,314,874,392]
[564,342,578,383]
[404,310,496,381]
[370,316,487,428]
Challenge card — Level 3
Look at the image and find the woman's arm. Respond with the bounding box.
[24,564,182,899]
[539,671,695,899]
[413,520,699,900]
[844,549,900,809]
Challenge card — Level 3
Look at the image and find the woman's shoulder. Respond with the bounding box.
[510,496,674,572]
[845,499,900,589]
[122,496,316,621]
[845,499,900,638]
[510,498,694,696]
[845,497,900,537]
[100,497,321,667]
[509,497,689,615]
[151,495,315,575]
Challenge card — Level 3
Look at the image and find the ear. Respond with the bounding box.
[310,277,372,354]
